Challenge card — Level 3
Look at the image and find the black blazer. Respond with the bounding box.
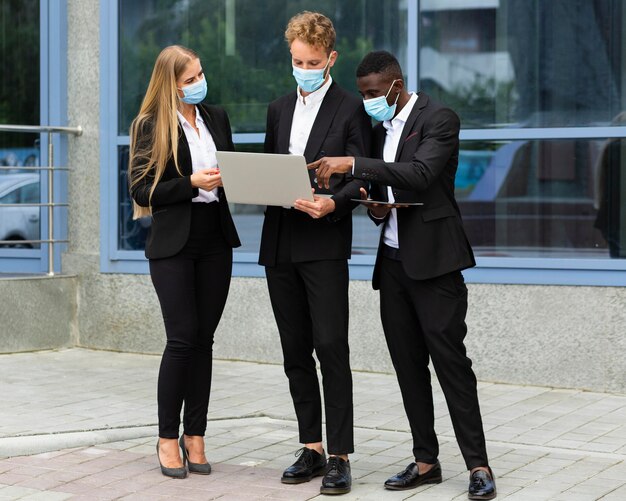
[130,104,241,259]
[259,81,371,266]
[354,92,475,288]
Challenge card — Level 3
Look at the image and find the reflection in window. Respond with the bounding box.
[117,0,407,254]
[458,138,626,258]
[420,0,625,128]
[119,0,407,134]
[0,174,40,249]
[115,0,626,261]
[0,1,40,253]
[118,143,382,255]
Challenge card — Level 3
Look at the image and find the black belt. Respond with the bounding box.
[382,244,401,261]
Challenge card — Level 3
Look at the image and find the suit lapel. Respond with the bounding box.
[303,82,342,162]
[176,125,193,175]
[394,92,428,161]
[197,105,227,150]
[277,93,297,154]
[370,125,389,202]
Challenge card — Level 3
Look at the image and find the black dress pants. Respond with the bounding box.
[265,213,353,454]
[379,253,488,470]
[149,203,232,439]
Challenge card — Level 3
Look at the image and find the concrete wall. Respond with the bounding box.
[69,274,626,394]
[64,0,100,277]
[0,276,77,353]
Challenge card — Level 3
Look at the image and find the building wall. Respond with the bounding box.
[0,275,77,352]
[37,0,624,394]
[68,274,626,394]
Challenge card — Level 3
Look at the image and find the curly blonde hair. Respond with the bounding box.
[285,11,335,54]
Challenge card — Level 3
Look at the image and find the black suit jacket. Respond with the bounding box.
[354,92,475,288]
[259,81,371,266]
[130,104,241,259]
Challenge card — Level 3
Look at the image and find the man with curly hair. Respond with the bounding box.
[260,10,371,496]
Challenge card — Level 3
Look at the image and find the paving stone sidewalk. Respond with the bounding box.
[0,349,625,500]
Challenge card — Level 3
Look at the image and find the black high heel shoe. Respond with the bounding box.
[179,435,212,475]
[156,441,187,479]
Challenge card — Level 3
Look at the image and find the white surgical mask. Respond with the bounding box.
[292,56,332,93]
[178,76,207,104]
[363,79,400,122]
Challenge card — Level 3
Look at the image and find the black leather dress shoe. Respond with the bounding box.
[384,461,442,490]
[320,456,351,495]
[281,447,327,484]
[468,467,496,500]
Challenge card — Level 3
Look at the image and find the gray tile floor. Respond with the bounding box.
[0,349,625,500]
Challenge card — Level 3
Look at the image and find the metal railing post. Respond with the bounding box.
[47,133,55,276]
[0,123,81,275]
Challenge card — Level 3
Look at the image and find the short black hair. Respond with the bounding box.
[356,50,403,80]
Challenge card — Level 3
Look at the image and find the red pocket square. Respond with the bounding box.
[404,132,419,142]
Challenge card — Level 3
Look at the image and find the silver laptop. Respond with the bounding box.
[216,151,315,207]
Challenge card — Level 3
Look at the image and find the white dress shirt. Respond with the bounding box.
[289,76,333,156]
[177,107,219,203]
[381,92,418,249]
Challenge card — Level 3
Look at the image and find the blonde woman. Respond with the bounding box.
[129,45,240,479]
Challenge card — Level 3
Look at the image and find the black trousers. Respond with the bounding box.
[149,203,233,439]
[265,254,354,455]
[379,253,488,470]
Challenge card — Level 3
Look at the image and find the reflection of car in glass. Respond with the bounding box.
[457,140,605,256]
[0,174,40,248]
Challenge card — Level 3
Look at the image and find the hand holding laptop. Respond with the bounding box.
[293,189,336,219]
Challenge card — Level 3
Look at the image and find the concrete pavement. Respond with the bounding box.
[0,349,625,500]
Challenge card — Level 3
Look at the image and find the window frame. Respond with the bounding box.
[0,0,68,274]
[99,0,626,285]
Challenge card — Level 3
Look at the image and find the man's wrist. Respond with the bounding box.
[369,209,387,220]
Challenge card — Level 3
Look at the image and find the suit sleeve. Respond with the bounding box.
[353,108,459,192]
[129,122,196,208]
[329,104,371,219]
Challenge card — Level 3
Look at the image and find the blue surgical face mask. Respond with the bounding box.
[292,56,332,93]
[363,79,400,122]
[178,76,207,104]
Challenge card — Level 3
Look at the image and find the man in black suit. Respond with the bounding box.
[310,51,496,500]
[260,11,371,496]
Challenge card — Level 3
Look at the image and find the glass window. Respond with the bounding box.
[420,0,626,128]
[117,0,408,253]
[20,181,40,204]
[0,175,40,249]
[0,0,40,134]
[113,0,626,268]
[457,137,626,259]
[0,1,40,254]
[419,0,626,261]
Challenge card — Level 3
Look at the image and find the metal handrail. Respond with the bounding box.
[0,123,82,275]
[0,203,70,208]
[0,124,83,136]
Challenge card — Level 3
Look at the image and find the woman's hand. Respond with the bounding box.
[190,168,222,191]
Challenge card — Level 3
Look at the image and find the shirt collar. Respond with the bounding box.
[296,75,333,106]
[176,106,204,127]
[383,92,418,131]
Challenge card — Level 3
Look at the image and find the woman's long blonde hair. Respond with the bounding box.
[128,45,199,219]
